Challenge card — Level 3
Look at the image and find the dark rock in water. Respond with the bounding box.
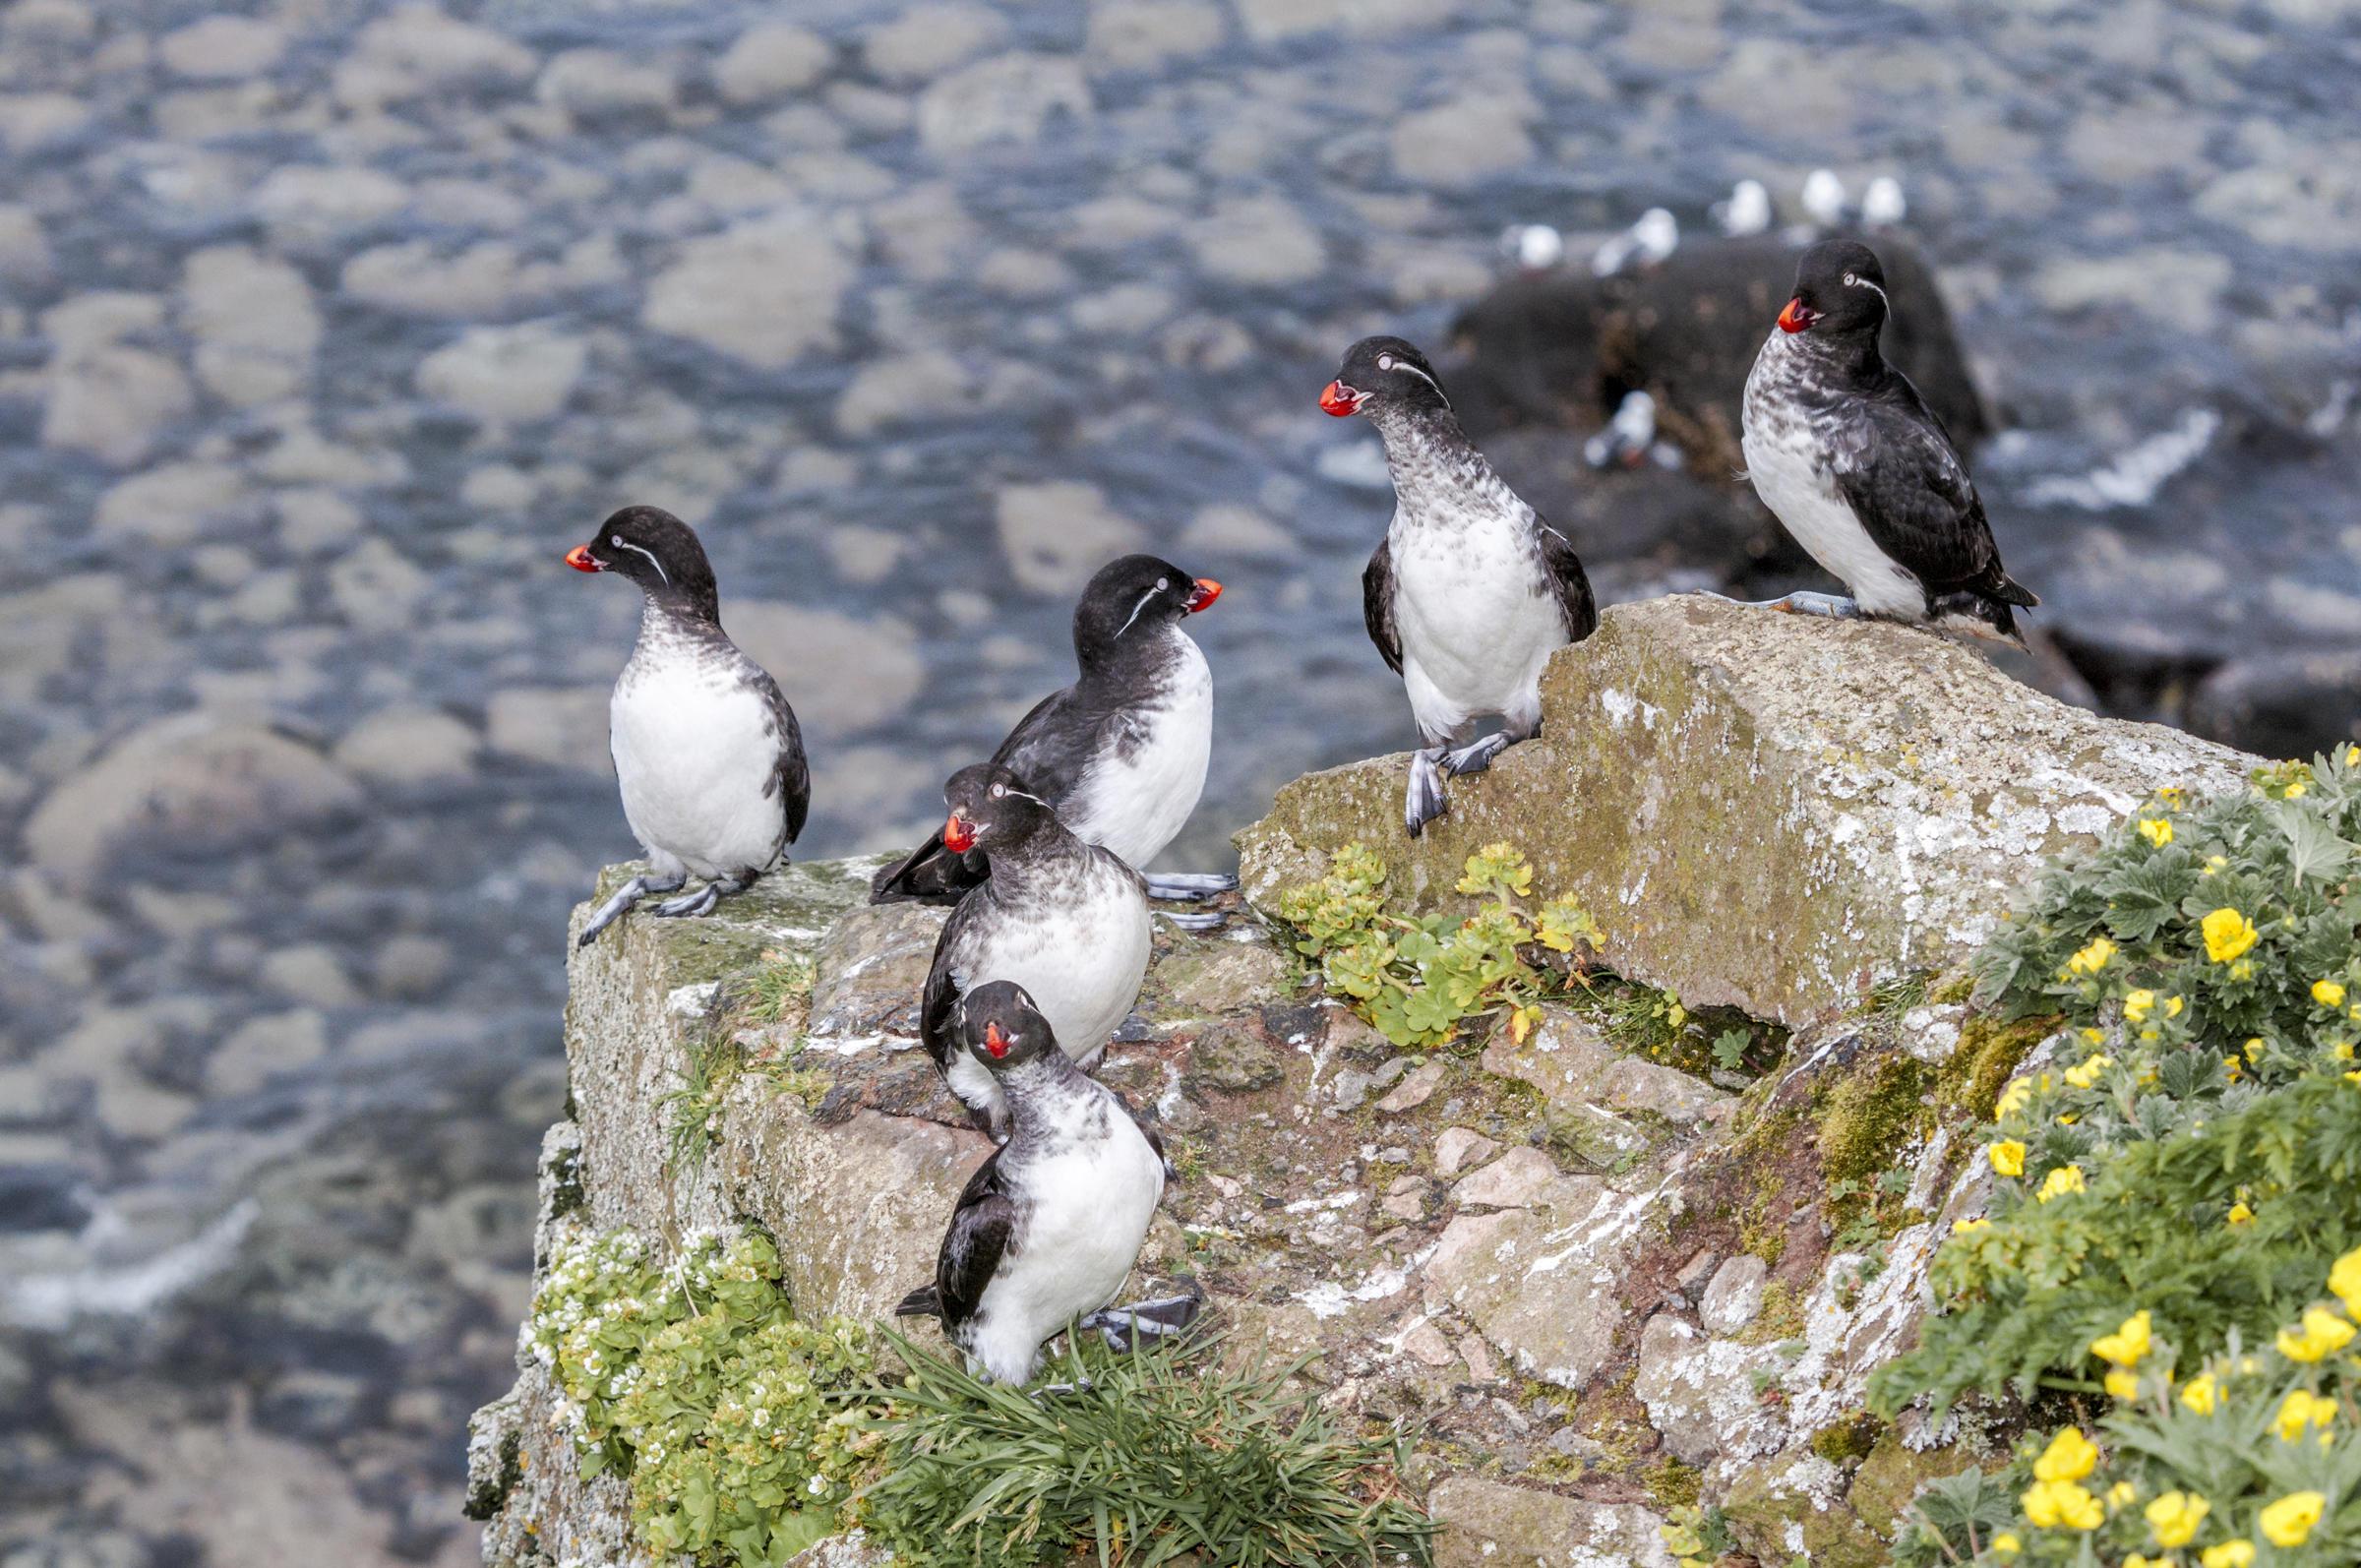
[0,1166,91,1234]
[2189,651,2361,759]
[1446,235,1987,466]
[1439,235,1986,583]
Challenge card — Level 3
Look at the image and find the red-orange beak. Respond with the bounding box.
[1184,577,1222,614]
[565,544,604,572]
[983,1021,1009,1059]
[1777,297,1818,333]
[1318,380,1364,417]
[942,812,977,855]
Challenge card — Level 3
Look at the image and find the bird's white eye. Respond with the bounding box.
[1843,272,1857,286]
[1377,354,1396,372]
[1155,576,1169,591]
[611,534,623,546]
[989,782,1006,799]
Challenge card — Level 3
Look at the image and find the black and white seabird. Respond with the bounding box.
[1735,239,2037,643]
[919,763,1152,1139]
[871,554,1232,923]
[566,506,809,945]
[894,982,1190,1384]
[1320,336,1599,837]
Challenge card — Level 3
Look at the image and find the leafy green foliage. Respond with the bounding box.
[1659,1501,1738,1567]
[859,1331,1432,1567]
[665,953,824,1176]
[1276,842,1600,1050]
[528,1227,878,1566]
[1940,1270,2361,1564]
[1874,751,2361,1421]
[1892,1466,2020,1567]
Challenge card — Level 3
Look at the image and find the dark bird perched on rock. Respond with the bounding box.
[1733,239,2036,644]
[1320,335,1598,836]
[870,555,1231,927]
[918,764,1150,1138]
[567,506,808,945]
[894,982,1194,1384]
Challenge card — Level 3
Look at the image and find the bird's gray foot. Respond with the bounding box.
[1080,1289,1204,1354]
[650,872,752,920]
[1770,590,1862,620]
[576,872,687,947]
[1443,732,1514,777]
[1158,910,1227,934]
[1405,748,1449,838]
[1141,872,1239,901]
[1030,1377,1095,1400]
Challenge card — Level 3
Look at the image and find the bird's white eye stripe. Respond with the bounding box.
[1845,271,1890,308]
[614,539,668,583]
[1113,585,1161,639]
[1389,357,1450,409]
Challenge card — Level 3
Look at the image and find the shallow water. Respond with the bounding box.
[3,0,2358,1560]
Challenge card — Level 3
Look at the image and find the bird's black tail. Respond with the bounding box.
[869,834,986,906]
[1991,572,2039,609]
[1931,589,2028,648]
[893,1284,941,1318]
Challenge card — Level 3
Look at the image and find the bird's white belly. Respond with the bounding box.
[1067,644,1212,870]
[961,887,1150,1066]
[1741,372,1925,619]
[966,1129,1162,1381]
[610,661,781,877]
[1392,522,1564,738]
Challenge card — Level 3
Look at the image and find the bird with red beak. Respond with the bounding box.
[872,555,1235,926]
[1733,237,2037,645]
[1319,334,1597,837]
[917,763,1152,1140]
[565,506,810,945]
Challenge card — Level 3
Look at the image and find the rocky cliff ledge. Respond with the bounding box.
[469,598,2253,1568]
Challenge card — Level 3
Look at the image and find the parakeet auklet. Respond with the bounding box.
[894,981,1188,1384]
[919,763,1151,1138]
[870,554,1231,921]
[1735,239,2037,643]
[565,506,809,945]
[1320,335,1599,836]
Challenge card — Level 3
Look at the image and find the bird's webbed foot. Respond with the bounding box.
[650,871,754,920]
[576,871,687,946]
[1141,872,1239,900]
[1404,748,1449,838]
[1442,732,1515,777]
[1079,1288,1204,1354]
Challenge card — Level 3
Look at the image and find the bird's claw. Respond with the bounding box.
[575,872,687,946]
[1158,910,1227,933]
[1141,872,1239,900]
[1443,733,1513,777]
[1404,749,1448,838]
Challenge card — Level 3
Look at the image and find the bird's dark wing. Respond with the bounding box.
[1535,520,1598,643]
[1362,538,1403,675]
[919,905,970,1072]
[748,665,811,849]
[869,830,989,905]
[1829,380,2023,601]
[934,1151,1017,1328]
[992,684,1106,808]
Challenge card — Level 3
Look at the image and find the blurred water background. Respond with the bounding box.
[3,0,2359,1561]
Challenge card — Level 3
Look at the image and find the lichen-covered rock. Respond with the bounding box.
[1238,597,2255,1028]
[1428,1476,1677,1568]
[1483,1006,1734,1126]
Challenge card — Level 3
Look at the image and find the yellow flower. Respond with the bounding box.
[2259,1491,2325,1548]
[2125,989,2157,1023]
[2067,935,2118,975]
[2347,745,2359,766]
[2200,1540,2254,1568]
[2148,1490,2211,1546]
[2104,1368,2141,1399]
[2064,1055,2113,1089]
[1991,1533,2021,1559]
[2166,995,2184,1017]
[2277,1305,2357,1361]
[1988,1140,2027,1177]
[2244,1037,2265,1061]
[1996,1077,2033,1116]
[2021,1478,2104,1531]
[2036,1165,2087,1203]
[2180,1373,2220,1414]
[2138,816,2174,846]
[1951,1217,1991,1235]
[2126,1556,2155,1568]
[2227,1201,2253,1225]
[2032,1426,2098,1482]
[2330,1245,2361,1317]
[2229,957,2254,981]
[2275,1389,2335,1442]
[2090,1309,2152,1366]
[2315,979,2347,1008]
[2107,1481,2137,1509]
[2202,907,2259,962]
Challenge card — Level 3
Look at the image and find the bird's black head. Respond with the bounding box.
[1777,239,1890,338]
[1072,553,1222,664]
[565,506,721,620]
[1320,335,1452,421]
[960,980,1058,1072]
[938,763,1057,858]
